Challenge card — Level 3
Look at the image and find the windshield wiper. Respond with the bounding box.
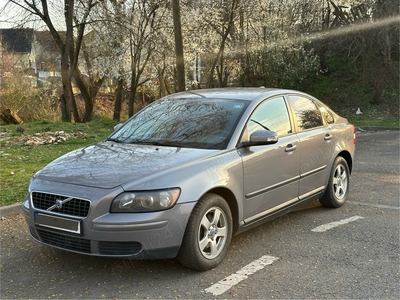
[129,139,187,148]
[154,141,188,148]
[106,137,125,143]
[128,138,157,145]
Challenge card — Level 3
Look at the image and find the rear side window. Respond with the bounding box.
[317,103,334,124]
[289,95,323,130]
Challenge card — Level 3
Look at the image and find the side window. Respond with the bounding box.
[316,103,334,124]
[289,95,323,130]
[243,96,292,141]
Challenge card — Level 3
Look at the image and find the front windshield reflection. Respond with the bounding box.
[109,99,248,149]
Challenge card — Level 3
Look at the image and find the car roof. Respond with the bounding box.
[166,87,299,102]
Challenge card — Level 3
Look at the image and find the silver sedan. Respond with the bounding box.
[22,88,356,270]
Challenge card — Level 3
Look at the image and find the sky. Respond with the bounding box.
[0,0,63,30]
[0,0,25,29]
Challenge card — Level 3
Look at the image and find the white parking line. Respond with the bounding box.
[204,255,279,296]
[311,216,364,232]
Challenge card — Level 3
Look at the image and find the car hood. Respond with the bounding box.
[35,141,217,189]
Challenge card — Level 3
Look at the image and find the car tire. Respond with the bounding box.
[177,193,233,271]
[320,156,350,208]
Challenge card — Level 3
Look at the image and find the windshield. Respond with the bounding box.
[108,98,248,149]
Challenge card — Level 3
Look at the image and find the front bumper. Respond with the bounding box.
[23,197,195,259]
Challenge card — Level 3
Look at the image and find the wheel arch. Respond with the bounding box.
[206,187,239,235]
[337,150,353,173]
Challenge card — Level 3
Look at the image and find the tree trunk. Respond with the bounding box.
[157,67,168,97]
[60,74,77,122]
[59,94,68,122]
[60,51,73,122]
[172,0,185,92]
[62,0,80,123]
[72,70,106,122]
[128,75,138,117]
[70,86,80,122]
[73,74,91,123]
[113,77,124,121]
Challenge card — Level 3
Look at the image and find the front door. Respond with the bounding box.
[238,96,300,224]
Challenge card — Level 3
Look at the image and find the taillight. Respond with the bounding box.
[352,124,356,144]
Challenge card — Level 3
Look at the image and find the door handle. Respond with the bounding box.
[285,144,297,152]
[324,133,333,141]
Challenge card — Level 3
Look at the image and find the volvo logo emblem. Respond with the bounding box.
[47,197,73,211]
[55,199,63,209]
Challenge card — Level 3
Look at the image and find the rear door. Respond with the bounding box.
[238,96,300,224]
[287,94,336,200]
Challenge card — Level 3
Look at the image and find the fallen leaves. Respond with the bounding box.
[1,131,87,146]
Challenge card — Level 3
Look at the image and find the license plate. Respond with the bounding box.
[35,213,81,234]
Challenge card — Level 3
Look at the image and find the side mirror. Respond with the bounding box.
[241,130,279,147]
[113,123,124,132]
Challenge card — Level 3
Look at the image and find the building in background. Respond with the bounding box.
[0,28,62,88]
[0,28,36,73]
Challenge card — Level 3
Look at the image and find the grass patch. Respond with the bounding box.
[0,118,118,206]
[348,116,399,127]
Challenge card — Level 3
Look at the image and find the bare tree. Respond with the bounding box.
[126,0,167,116]
[8,0,103,122]
[88,0,129,121]
[202,0,240,87]
[100,0,166,117]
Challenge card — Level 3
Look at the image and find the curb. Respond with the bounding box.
[0,202,22,218]
[0,126,398,218]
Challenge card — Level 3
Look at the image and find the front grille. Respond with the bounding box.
[32,192,90,218]
[36,229,91,254]
[98,241,142,255]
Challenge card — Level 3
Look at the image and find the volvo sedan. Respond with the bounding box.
[22,88,356,271]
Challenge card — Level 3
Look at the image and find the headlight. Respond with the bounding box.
[111,188,181,213]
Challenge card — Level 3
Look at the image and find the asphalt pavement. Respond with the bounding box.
[1,129,399,299]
